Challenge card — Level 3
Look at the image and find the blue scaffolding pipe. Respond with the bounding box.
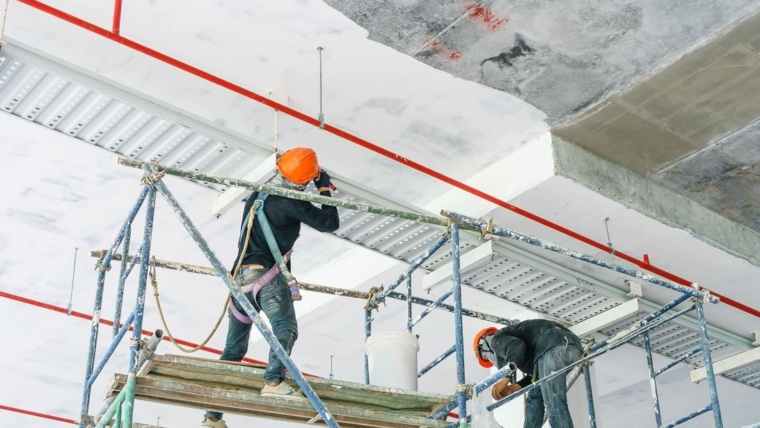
[655,347,702,378]
[472,364,517,396]
[411,289,454,327]
[113,226,130,338]
[432,364,517,421]
[441,210,719,304]
[87,311,136,389]
[385,290,514,325]
[591,292,693,353]
[80,186,149,426]
[406,276,413,333]
[583,364,597,428]
[644,332,663,427]
[418,345,456,377]
[128,186,156,373]
[371,233,449,306]
[364,309,372,385]
[695,301,723,427]
[662,404,713,428]
[450,224,468,427]
[144,165,339,428]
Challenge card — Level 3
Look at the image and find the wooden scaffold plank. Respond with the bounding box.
[105,354,451,428]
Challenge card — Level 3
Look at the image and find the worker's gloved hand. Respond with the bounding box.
[313,169,332,190]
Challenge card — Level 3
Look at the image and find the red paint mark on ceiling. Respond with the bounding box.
[449,50,462,61]
[466,4,510,31]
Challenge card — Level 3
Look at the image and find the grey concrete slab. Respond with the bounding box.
[553,135,760,266]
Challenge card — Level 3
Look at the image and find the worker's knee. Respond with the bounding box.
[272,321,298,348]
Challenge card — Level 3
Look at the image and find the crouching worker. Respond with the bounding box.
[202,147,340,428]
[473,319,583,428]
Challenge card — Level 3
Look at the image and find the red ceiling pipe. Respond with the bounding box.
[0,290,266,366]
[112,0,122,35]
[0,404,77,424]
[15,0,760,320]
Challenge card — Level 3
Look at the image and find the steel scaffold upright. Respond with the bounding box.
[82,160,726,428]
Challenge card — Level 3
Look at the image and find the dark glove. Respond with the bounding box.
[313,169,332,190]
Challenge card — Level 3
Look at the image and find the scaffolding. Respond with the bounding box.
[80,160,726,428]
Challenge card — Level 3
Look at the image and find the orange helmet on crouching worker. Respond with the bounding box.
[473,326,499,368]
[277,147,321,185]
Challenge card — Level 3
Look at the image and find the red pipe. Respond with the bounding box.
[112,0,122,35]
[15,0,760,320]
[0,290,266,365]
[0,404,77,424]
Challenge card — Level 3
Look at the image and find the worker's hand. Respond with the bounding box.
[491,378,522,401]
[313,169,333,191]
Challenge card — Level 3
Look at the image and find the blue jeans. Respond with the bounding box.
[206,267,298,420]
[523,345,581,428]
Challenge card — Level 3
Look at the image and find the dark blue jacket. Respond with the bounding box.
[491,319,582,386]
[233,190,340,271]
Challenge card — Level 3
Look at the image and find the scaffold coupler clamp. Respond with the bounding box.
[481,217,494,239]
[141,160,165,186]
[94,249,111,272]
[364,285,385,312]
[692,283,713,304]
[457,383,474,399]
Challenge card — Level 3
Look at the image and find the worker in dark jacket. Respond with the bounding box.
[202,147,340,428]
[473,319,582,428]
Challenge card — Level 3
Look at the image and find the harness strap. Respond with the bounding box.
[228,251,292,324]
[254,194,302,301]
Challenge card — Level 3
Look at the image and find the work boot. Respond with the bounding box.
[260,382,304,399]
[200,416,228,428]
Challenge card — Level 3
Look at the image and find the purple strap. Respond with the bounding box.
[228,252,292,324]
[228,299,253,324]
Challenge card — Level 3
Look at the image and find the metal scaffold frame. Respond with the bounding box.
[82,160,726,428]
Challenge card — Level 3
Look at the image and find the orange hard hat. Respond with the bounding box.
[473,326,499,368]
[277,147,321,184]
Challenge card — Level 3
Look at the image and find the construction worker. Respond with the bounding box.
[473,319,583,428]
[202,147,340,428]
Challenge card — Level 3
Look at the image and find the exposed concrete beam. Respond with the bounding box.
[552,135,760,266]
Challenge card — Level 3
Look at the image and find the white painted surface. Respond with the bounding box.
[0,1,759,427]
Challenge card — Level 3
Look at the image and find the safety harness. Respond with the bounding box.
[228,193,302,324]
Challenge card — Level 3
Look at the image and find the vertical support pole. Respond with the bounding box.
[80,187,149,427]
[451,224,468,426]
[129,186,155,372]
[120,372,136,428]
[114,405,122,428]
[695,301,723,428]
[364,309,372,385]
[643,331,662,426]
[113,225,130,338]
[583,364,597,428]
[406,275,413,333]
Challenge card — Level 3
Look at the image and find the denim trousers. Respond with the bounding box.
[206,266,298,420]
[523,344,581,428]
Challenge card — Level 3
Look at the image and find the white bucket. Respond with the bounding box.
[364,330,420,391]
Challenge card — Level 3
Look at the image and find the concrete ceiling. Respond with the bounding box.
[323,0,760,265]
[3,0,760,426]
